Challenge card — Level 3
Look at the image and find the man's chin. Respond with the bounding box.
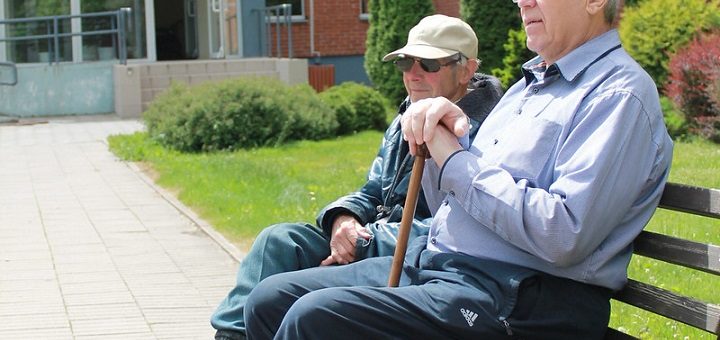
[410,93,433,102]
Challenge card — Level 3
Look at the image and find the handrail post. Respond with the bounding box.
[286,4,292,58]
[111,13,118,59]
[53,17,59,64]
[261,9,269,56]
[46,19,52,64]
[274,8,280,57]
[257,4,294,58]
[118,8,130,65]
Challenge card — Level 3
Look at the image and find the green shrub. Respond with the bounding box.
[461,0,521,73]
[143,81,204,151]
[320,82,389,135]
[284,83,340,141]
[618,0,720,87]
[624,0,640,6]
[660,96,689,140]
[665,31,720,142]
[143,77,337,152]
[364,0,434,104]
[491,28,536,89]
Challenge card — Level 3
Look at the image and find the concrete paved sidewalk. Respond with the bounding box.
[0,115,241,339]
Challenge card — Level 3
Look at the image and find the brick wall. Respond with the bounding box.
[433,0,460,17]
[269,0,369,58]
[269,0,460,58]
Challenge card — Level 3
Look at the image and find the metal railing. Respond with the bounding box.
[0,8,131,65]
[258,4,293,58]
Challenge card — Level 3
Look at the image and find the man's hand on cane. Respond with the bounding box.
[388,97,471,287]
[401,97,469,166]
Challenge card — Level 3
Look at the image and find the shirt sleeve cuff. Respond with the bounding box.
[438,150,485,202]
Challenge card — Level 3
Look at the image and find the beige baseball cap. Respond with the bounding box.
[382,14,478,61]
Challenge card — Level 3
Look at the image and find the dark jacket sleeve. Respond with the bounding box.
[315,115,403,236]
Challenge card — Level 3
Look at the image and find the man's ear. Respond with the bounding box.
[586,0,608,15]
[461,58,479,82]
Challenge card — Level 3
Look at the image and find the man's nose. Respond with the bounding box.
[407,60,425,75]
[515,0,535,7]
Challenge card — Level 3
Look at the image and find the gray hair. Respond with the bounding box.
[454,54,481,72]
[605,0,619,24]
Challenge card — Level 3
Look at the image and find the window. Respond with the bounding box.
[360,0,369,20]
[266,0,304,18]
[1,0,146,63]
[80,0,147,61]
[2,0,72,63]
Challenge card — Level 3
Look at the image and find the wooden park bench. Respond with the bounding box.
[605,182,720,339]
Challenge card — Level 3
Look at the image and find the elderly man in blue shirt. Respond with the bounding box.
[243,0,674,339]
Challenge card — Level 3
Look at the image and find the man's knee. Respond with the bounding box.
[244,273,303,335]
[279,288,345,331]
[244,275,285,318]
[256,223,319,249]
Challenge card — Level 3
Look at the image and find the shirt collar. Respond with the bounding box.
[521,29,622,85]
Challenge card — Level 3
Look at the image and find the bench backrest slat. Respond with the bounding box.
[613,279,720,334]
[658,183,720,218]
[633,231,720,276]
[606,182,720,339]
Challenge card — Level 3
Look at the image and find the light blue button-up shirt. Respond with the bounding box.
[422,29,674,290]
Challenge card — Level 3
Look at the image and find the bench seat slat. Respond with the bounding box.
[613,279,720,334]
[659,183,720,218]
[633,231,720,276]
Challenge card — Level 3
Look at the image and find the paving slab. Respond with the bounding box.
[0,115,241,339]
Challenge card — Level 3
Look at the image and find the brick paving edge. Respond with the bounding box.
[126,162,244,263]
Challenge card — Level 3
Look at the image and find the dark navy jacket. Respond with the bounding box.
[316,74,504,259]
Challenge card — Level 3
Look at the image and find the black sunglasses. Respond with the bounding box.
[393,54,462,73]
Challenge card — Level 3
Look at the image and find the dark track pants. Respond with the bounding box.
[244,237,612,340]
[211,223,330,333]
[212,221,429,335]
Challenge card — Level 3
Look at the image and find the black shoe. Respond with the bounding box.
[215,329,246,340]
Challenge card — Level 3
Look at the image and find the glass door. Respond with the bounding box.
[224,0,238,56]
[184,0,198,58]
[207,0,224,58]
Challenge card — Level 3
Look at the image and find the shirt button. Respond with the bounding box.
[449,191,455,197]
[493,139,499,145]
[532,87,539,94]
[430,237,437,244]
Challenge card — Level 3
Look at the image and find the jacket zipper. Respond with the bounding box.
[378,146,412,219]
[500,318,513,336]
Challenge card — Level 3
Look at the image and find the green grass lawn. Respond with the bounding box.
[108,133,719,338]
[108,131,379,248]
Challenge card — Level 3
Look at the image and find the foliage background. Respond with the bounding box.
[364,0,434,104]
[142,77,337,152]
[618,0,720,87]
[460,0,522,74]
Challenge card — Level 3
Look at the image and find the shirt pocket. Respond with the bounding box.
[484,116,561,185]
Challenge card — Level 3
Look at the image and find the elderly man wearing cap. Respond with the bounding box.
[244,0,674,339]
[211,14,502,340]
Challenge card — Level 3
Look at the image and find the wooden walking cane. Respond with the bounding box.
[388,144,428,287]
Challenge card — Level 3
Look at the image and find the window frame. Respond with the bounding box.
[265,0,305,22]
[359,0,369,20]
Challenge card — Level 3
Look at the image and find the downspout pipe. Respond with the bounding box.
[309,0,320,63]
